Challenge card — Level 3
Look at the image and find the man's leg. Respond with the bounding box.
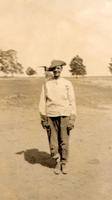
[47,117,61,174]
[60,116,70,174]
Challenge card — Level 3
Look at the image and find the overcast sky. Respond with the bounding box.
[0,0,112,75]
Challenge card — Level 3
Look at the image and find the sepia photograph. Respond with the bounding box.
[0,0,112,200]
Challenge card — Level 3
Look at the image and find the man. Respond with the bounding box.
[39,60,77,175]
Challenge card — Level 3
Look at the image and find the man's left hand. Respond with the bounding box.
[67,115,76,131]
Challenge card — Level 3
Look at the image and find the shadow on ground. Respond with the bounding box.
[16,148,56,168]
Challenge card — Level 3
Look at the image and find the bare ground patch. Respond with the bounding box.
[0,76,112,200]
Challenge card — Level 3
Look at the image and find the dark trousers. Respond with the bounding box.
[47,116,70,164]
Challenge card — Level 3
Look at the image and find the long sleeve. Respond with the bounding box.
[39,85,46,116]
[67,82,77,117]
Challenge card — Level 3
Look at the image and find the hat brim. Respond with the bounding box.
[48,62,66,71]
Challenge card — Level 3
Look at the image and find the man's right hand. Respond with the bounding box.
[41,120,50,129]
[40,114,50,129]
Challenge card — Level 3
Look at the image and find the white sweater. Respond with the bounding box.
[39,77,77,117]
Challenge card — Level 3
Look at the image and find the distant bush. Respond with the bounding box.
[25,67,37,76]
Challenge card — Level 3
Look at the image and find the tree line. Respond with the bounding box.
[0,49,112,77]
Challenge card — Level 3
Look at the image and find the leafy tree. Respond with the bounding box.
[0,49,24,76]
[69,55,87,77]
[108,58,112,74]
[25,67,37,76]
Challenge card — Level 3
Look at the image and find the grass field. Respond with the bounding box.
[0,76,112,200]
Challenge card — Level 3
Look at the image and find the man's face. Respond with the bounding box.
[52,65,62,79]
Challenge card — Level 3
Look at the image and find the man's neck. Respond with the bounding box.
[54,76,61,80]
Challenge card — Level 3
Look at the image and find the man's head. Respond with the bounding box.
[48,60,66,79]
[52,65,63,79]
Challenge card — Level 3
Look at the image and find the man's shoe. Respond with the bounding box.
[61,163,68,174]
[54,162,60,175]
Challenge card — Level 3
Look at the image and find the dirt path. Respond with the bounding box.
[0,105,112,200]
